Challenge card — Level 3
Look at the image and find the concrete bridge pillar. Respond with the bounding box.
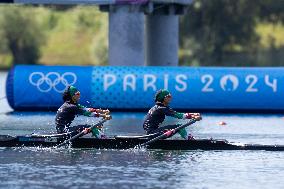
[108,5,145,66]
[101,3,188,66]
[146,14,179,66]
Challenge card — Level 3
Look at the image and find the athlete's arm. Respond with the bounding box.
[77,104,99,117]
[77,105,112,120]
[164,107,202,120]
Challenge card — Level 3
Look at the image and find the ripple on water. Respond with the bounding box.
[1,147,284,189]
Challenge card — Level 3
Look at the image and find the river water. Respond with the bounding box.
[1,71,284,189]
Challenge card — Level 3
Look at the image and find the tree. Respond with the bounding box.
[258,0,284,23]
[0,6,45,65]
[180,0,259,66]
[180,0,284,66]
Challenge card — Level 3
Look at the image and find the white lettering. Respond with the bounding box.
[123,74,136,91]
[175,74,187,92]
[201,74,214,92]
[164,74,169,90]
[143,74,157,91]
[220,75,239,91]
[265,75,277,92]
[245,75,258,92]
[103,74,116,91]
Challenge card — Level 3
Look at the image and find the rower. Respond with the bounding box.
[55,86,111,138]
[143,89,202,140]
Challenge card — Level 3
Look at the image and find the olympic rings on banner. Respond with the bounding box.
[29,72,77,93]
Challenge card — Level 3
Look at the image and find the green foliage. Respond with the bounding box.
[258,0,284,23]
[0,5,45,65]
[180,0,259,66]
[1,1,284,68]
[39,6,108,65]
[0,5,108,67]
[256,22,284,48]
[179,0,284,66]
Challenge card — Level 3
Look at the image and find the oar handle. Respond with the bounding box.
[56,118,107,148]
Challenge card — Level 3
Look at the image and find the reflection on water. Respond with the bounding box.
[1,147,284,189]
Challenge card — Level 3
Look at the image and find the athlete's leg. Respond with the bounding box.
[147,124,194,140]
[146,124,179,134]
[56,126,65,134]
[90,125,106,139]
[64,125,88,134]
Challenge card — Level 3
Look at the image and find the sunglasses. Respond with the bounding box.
[165,94,172,98]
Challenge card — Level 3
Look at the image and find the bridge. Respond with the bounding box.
[0,0,193,66]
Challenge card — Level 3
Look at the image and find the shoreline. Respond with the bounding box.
[0,68,9,71]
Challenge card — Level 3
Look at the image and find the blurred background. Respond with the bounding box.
[0,0,284,70]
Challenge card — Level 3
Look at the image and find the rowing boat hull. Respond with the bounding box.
[1,135,284,151]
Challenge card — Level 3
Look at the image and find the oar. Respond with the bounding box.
[55,118,107,148]
[138,118,197,148]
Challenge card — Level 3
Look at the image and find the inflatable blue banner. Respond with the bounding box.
[6,65,284,111]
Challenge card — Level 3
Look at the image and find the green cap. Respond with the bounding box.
[69,86,78,97]
[155,89,171,102]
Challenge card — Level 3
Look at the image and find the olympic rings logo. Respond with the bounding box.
[29,72,77,93]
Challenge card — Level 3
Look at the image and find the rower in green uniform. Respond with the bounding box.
[55,86,111,138]
[143,89,202,140]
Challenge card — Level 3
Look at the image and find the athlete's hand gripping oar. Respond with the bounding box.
[56,118,108,148]
[138,118,198,148]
